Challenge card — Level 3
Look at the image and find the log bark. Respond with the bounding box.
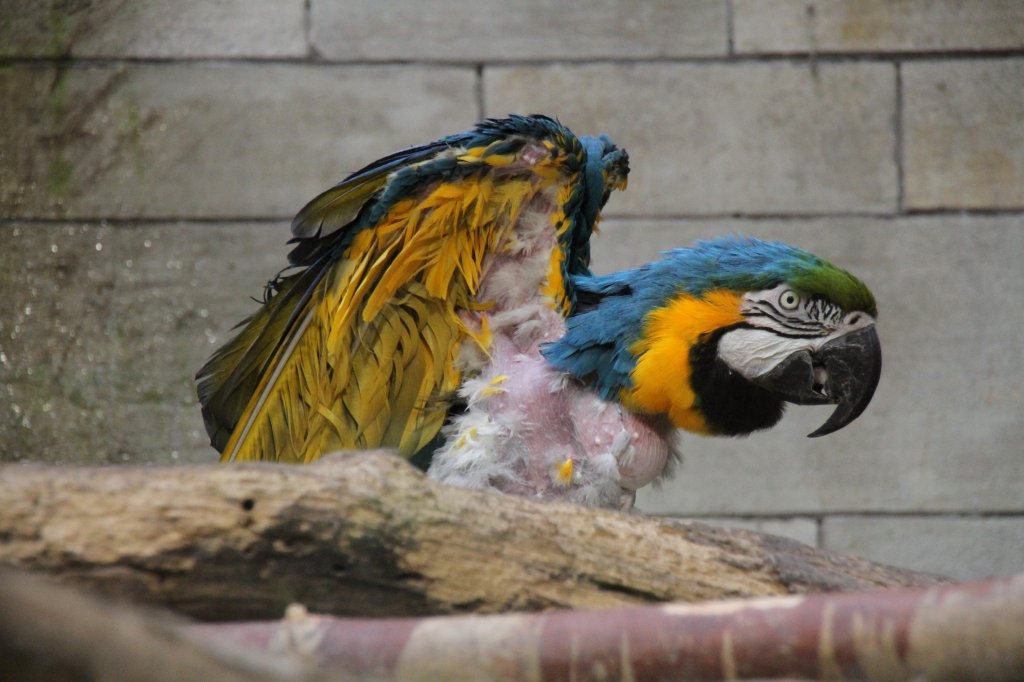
[0,452,944,621]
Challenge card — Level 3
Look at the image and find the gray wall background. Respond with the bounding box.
[2,1,1022,581]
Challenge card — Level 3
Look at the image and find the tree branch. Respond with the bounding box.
[0,570,296,681]
[0,452,943,621]
[190,574,1024,681]
[2,567,1020,681]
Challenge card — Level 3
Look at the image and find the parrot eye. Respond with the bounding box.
[779,289,800,311]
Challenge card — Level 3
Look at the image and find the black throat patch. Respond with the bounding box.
[689,325,786,437]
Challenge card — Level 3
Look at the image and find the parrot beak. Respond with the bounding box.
[752,325,882,438]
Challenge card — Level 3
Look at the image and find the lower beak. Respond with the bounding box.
[752,325,882,438]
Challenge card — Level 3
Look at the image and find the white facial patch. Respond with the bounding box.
[721,282,855,380]
[717,328,820,379]
[718,288,876,381]
[741,283,846,334]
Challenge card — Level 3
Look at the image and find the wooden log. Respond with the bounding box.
[0,452,944,621]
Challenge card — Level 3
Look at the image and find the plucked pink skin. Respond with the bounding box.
[498,334,672,501]
[425,185,676,509]
[430,306,675,509]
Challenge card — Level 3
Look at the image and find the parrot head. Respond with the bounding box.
[542,236,881,438]
[711,281,880,437]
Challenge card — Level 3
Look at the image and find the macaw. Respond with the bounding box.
[197,115,880,509]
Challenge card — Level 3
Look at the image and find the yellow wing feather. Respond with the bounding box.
[221,142,576,463]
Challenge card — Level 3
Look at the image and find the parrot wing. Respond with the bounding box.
[196,116,602,464]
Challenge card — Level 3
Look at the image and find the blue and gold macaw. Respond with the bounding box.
[197,115,880,509]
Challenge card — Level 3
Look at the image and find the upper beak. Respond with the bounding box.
[752,325,882,438]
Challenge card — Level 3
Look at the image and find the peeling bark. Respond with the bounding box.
[0,452,942,621]
[190,573,1024,681]
[3,568,1021,681]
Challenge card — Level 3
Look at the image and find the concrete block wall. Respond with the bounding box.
[1,1,1022,581]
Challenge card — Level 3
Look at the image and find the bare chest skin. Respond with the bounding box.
[426,195,676,509]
